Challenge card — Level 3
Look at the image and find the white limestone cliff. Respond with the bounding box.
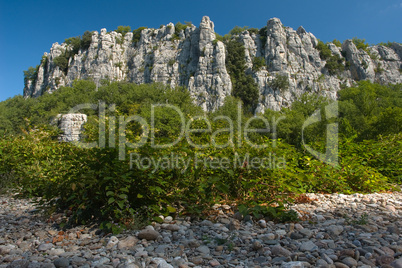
[24,17,402,112]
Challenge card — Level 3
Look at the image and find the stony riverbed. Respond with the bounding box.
[0,191,401,268]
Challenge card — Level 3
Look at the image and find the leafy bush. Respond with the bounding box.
[23,66,39,87]
[247,28,259,35]
[215,33,224,42]
[54,55,69,74]
[316,41,345,75]
[65,36,81,55]
[252,57,266,72]
[116,25,132,36]
[316,41,332,60]
[325,55,345,75]
[132,27,147,43]
[81,31,93,50]
[259,26,267,48]
[1,79,401,234]
[226,39,259,111]
[352,37,369,51]
[332,39,342,47]
[171,21,192,41]
[229,26,249,36]
[269,73,289,92]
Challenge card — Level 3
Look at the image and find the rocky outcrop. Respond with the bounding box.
[24,16,402,112]
[55,114,87,142]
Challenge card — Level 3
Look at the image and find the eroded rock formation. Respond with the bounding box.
[24,16,402,112]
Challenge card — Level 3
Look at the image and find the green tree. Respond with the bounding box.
[65,36,81,55]
[252,57,266,72]
[226,39,259,111]
[116,25,132,36]
[132,27,147,43]
[352,37,369,51]
[332,39,342,47]
[229,26,249,36]
[81,31,93,50]
[23,66,39,87]
[316,41,332,60]
[269,73,289,92]
[54,55,69,73]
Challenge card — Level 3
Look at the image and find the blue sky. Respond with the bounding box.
[0,0,401,102]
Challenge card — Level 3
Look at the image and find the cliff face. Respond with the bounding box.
[24,16,402,112]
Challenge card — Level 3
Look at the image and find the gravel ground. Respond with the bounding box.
[0,190,401,268]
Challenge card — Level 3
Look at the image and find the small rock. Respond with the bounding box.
[340,249,355,258]
[209,259,220,267]
[391,257,402,268]
[252,240,263,251]
[106,236,119,248]
[54,257,70,268]
[271,245,292,257]
[6,259,29,268]
[299,228,313,238]
[258,219,267,228]
[300,240,317,252]
[162,224,180,231]
[328,225,344,236]
[334,262,349,268]
[196,245,210,255]
[341,256,358,267]
[164,216,173,223]
[281,261,306,268]
[377,255,395,266]
[37,243,54,251]
[138,229,160,240]
[118,236,139,249]
[290,232,304,240]
[387,226,400,235]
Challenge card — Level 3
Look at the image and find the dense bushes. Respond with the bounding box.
[23,66,39,87]
[1,80,401,233]
[316,40,346,75]
[269,73,290,92]
[51,30,94,74]
[252,57,266,72]
[171,22,192,41]
[226,39,259,112]
[132,27,147,43]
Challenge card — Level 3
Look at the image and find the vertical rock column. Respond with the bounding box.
[56,114,87,142]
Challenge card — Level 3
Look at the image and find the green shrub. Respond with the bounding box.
[132,27,147,43]
[316,41,345,75]
[316,41,332,60]
[269,73,289,92]
[226,39,259,111]
[23,66,39,87]
[81,31,93,50]
[171,21,192,41]
[65,36,81,55]
[352,37,369,51]
[378,41,393,48]
[215,33,224,42]
[259,26,267,48]
[252,57,266,72]
[116,25,132,36]
[229,26,249,36]
[2,79,401,234]
[247,28,259,35]
[168,58,175,66]
[325,55,345,75]
[332,39,342,47]
[54,55,69,74]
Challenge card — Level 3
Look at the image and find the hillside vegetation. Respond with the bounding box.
[1,80,401,233]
